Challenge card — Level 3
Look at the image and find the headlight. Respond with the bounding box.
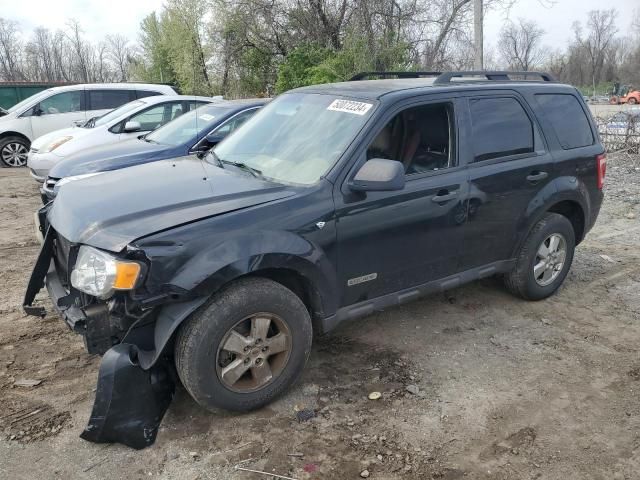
[41,136,73,153]
[70,246,141,298]
[54,172,104,192]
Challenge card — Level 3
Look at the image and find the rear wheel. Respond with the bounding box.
[0,136,29,167]
[628,97,638,105]
[175,277,313,412]
[504,213,575,300]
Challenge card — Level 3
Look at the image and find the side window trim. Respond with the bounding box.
[466,94,544,165]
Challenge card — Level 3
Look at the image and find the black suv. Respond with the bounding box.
[24,71,605,448]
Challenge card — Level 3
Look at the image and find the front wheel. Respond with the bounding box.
[0,136,29,167]
[628,97,638,105]
[504,213,575,300]
[174,277,313,412]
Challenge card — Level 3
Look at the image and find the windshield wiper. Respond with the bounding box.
[206,150,224,168]
[221,159,262,178]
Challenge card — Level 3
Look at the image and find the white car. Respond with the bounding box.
[0,83,176,168]
[27,95,213,181]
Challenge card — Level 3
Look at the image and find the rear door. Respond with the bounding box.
[458,92,555,269]
[334,96,470,307]
[29,90,86,139]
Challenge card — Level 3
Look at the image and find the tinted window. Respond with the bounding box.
[470,97,534,162]
[38,91,83,115]
[536,94,594,149]
[136,90,162,99]
[89,90,133,110]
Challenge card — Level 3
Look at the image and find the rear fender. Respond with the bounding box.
[511,176,589,258]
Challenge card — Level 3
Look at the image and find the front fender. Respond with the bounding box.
[129,231,337,369]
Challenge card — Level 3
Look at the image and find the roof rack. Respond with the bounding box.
[433,71,556,84]
[349,71,441,81]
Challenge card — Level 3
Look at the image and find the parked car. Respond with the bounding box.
[24,71,605,449]
[27,95,213,181]
[41,99,268,201]
[0,83,176,167]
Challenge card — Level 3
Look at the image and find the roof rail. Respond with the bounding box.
[433,71,556,85]
[349,71,441,81]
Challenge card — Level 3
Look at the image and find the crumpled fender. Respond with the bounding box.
[80,343,175,449]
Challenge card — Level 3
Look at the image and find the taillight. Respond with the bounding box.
[596,153,606,190]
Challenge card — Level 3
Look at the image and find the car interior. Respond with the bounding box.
[367,103,454,174]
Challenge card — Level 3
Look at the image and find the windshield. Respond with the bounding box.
[93,100,144,127]
[145,104,232,146]
[213,93,375,185]
[8,89,53,113]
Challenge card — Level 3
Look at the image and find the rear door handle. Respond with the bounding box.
[431,190,458,203]
[526,171,548,183]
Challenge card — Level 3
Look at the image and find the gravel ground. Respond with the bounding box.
[0,154,638,480]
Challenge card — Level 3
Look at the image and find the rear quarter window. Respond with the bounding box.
[535,94,594,149]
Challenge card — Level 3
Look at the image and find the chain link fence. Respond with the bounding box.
[594,109,640,154]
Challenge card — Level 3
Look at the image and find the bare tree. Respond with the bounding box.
[574,9,618,85]
[0,18,25,80]
[107,34,132,81]
[498,18,545,70]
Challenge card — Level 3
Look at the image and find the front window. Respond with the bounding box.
[38,91,83,115]
[146,104,235,146]
[93,100,144,127]
[9,89,53,113]
[213,93,376,185]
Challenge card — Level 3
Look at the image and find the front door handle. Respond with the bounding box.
[526,171,548,183]
[431,190,458,203]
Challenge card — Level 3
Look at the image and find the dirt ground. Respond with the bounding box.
[0,154,638,480]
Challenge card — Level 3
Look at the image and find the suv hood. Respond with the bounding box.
[48,156,296,252]
[49,138,169,178]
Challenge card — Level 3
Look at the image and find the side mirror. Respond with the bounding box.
[349,158,405,192]
[123,121,142,133]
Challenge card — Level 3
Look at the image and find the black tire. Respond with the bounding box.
[628,97,638,105]
[504,213,575,301]
[0,136,30,167]
[175,277,313,412]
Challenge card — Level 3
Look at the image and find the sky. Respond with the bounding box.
[2,0,638,49]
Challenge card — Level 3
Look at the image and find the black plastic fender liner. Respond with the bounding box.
[80,343,175,449]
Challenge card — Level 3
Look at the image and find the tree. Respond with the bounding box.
[498,18,546,71]
[574,9,618,85]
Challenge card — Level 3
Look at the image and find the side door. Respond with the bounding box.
[29,90,86,139]
[86,89,135,120]
[334,97,470,307]
[458,93,555,270]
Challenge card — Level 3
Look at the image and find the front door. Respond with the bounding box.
[30,90,86,139]
[334,98,470,307]
[457,93,556,269]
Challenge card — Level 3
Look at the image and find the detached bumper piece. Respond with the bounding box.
[81,344,175,449]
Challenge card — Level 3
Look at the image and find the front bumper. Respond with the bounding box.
[23,227,120,355]
[27,151,62,182]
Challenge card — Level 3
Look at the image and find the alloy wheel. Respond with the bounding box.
[216,313,292,393]
[1,142,28,167]
[533,233,567,286]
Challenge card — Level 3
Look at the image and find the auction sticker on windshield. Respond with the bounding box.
[199,114,215,121]
[327,99,373,115]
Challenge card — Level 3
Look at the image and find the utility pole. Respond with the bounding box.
[474,0,483,70]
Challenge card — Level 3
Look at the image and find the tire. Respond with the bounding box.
[175,277,313,412]
[628,97,638,105]
[0,136,29,167]
[504,213,575,301]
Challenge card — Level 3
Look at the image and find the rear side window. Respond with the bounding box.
[88,90,133,110]
[536,94,593,149]
[469,97,534,162]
